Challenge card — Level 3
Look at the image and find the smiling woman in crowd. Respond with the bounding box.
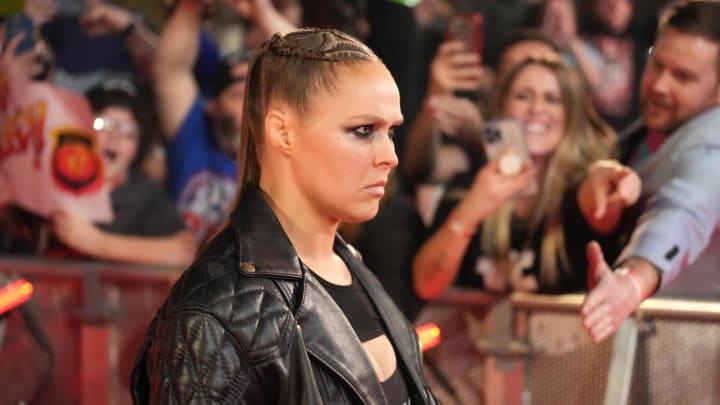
[413,55,640,299]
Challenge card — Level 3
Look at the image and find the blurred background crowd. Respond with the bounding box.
[0,0,684,323]
[4,0,720,403]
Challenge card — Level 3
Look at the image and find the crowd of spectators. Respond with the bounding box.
[2,0,718,354]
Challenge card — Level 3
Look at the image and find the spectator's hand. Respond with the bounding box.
[582,160,641,220]
[427,94,484,143]
[52,209,103,255]
[427,40,484,96]
[540,0,578,49]
[23,0,59,26]
[463,152,536,224]
[219,0,274,20]
[80,3,134,37]
[580,241,642,343]
[0,31,37,80]
[218,0,297,47]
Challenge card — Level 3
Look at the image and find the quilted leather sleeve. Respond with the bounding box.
[148,310,257,404]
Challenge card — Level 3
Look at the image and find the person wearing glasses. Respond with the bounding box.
[49,78,198,266]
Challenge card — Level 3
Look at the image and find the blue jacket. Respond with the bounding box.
[619,107,720,288]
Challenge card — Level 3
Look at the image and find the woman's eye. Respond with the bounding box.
[388,126,398,140]
[545,93,563,104]
[351,125,374,138]
[512,91,531,102]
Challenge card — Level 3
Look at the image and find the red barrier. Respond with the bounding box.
[0,258,181,405]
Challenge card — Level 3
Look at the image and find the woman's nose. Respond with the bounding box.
[376,134,399,169]
[526,98,541,116]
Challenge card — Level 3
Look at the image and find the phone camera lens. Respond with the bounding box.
[484,128,500,143]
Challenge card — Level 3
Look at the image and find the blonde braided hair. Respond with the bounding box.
[226,28,380,218]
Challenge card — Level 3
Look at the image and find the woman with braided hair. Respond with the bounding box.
[131,28,438,405]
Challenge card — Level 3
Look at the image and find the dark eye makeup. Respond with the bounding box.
[348,123,400,142]
[351,125,374,138]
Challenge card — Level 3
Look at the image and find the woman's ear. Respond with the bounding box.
[265,107,292,154]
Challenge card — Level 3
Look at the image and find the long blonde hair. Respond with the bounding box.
[482,56,617,286]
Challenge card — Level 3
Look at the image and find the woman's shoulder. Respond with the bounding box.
[162,252,297,344]
[165,230,277,308]
[175,238,291,308]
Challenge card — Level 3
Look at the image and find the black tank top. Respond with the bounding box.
[313,271,410,404]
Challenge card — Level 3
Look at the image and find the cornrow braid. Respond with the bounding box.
[223,28,382,231]
[264,28,376,62]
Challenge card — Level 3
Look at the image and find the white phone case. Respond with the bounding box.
[480,119,530,164]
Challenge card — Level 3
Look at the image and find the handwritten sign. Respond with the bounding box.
[0,71,113,223]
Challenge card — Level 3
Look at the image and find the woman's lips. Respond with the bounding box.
[524,122,548,134]
[365,181,386,197]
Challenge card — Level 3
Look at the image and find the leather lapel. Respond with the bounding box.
[335,238,426,401]
[296,270,387,405]
[230,185,303,280]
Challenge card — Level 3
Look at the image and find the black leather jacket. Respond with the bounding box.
[131,186,438,404]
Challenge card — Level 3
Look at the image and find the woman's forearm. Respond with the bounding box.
[90,230,198,267]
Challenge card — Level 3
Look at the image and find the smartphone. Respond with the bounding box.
[480,119,530,174]
[445,13,483,101]
[3,14,35,55]
[445,13,483,58]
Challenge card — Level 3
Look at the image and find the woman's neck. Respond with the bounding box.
[258,181,345,279]
[531,155,549,178]
[513,156,548,219]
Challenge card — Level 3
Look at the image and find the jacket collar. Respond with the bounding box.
[298,268,388,404]
[300,240,425,404]
[344,245,428,403]
[229,184,304,280]
[227,186,383,402]
[228,185,428,403]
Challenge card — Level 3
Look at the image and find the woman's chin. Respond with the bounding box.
[340,207,380,225]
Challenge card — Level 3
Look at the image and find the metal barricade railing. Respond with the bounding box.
[0,256,183,405]
[2,257,719,405]
[418,287,720,405]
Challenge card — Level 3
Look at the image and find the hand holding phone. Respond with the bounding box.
[442,13,484,100]
[3,14,35,55]
[462,120,536,217]
[480,119,530,176]
[445,13,483,58]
